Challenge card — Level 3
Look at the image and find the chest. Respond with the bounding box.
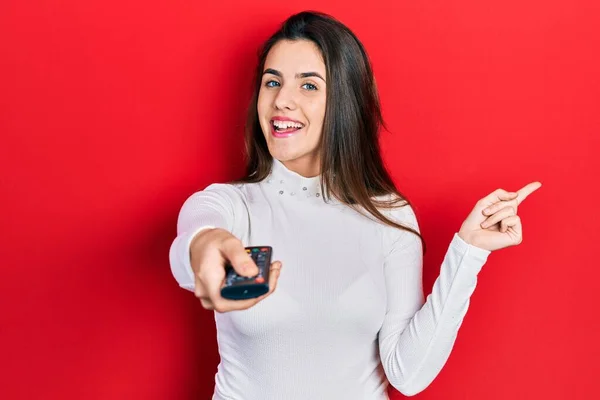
[226,196,388,339]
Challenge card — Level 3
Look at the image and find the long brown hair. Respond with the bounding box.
[231,10,426,254]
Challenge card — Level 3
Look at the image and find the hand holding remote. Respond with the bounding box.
[189,228,282,313]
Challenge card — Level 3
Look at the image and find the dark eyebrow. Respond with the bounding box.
[263,68,326,82]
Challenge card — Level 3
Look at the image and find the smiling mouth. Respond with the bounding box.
[271,120,305,134]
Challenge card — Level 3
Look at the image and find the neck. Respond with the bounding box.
[280,154,321,178]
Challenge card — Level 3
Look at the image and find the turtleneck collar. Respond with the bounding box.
[263,157,325,200]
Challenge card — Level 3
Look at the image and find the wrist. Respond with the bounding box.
[458,231,490,251]
[189,226,216,270]
[190,226,215,248]
[458,231,477,246]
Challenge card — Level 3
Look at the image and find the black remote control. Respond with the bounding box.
[220,246,272,300]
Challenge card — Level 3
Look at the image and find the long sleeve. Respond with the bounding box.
[378,205,491,396]
[168,183,249,292]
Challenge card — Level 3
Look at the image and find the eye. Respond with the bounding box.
[265,80,280,88]
[302,83,318,91]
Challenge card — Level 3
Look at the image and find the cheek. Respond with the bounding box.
[256,95,267,136]
[257,88,273,116]
[257,92,266,117]
[307,99,326,128]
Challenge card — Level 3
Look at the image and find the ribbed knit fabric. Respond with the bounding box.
[169,158,491,399]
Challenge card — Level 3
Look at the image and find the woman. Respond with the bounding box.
[169,11,541,399]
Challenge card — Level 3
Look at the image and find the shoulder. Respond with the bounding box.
[203,182,247,198]
[372,193,420,232]
[180,182,250,212]
[370,193,422,255]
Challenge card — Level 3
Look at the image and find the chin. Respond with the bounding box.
[269,149,302,162]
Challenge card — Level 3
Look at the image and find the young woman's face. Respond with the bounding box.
[257,39,327,176]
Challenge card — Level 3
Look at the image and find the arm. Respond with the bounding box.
[378,205,491,396]
[168,183,249,292]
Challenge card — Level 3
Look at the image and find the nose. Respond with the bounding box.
[273,84,297,111]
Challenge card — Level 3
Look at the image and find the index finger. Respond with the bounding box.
[213,271,279,312]
[216,295,265,312]
[516,181,542,205]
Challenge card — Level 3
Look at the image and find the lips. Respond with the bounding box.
[271,116,303,123]
[270,117,305,138]
[270,121,304,138]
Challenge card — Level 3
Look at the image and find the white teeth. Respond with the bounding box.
[272,120,304,129]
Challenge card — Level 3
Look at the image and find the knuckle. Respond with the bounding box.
[213,305,225,313]
[211,299,224,312]
[223,235,241,246]
[208,228,226,238]
[199,299,213,309]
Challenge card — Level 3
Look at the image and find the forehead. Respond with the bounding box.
[264,40,325,74]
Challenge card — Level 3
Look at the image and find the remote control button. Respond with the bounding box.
[255,276,265,283]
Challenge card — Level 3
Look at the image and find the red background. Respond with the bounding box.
[1,1,598,399]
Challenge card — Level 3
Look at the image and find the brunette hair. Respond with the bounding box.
[231,10,426,253]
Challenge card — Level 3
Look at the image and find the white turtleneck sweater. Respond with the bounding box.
[169,158,491,399]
